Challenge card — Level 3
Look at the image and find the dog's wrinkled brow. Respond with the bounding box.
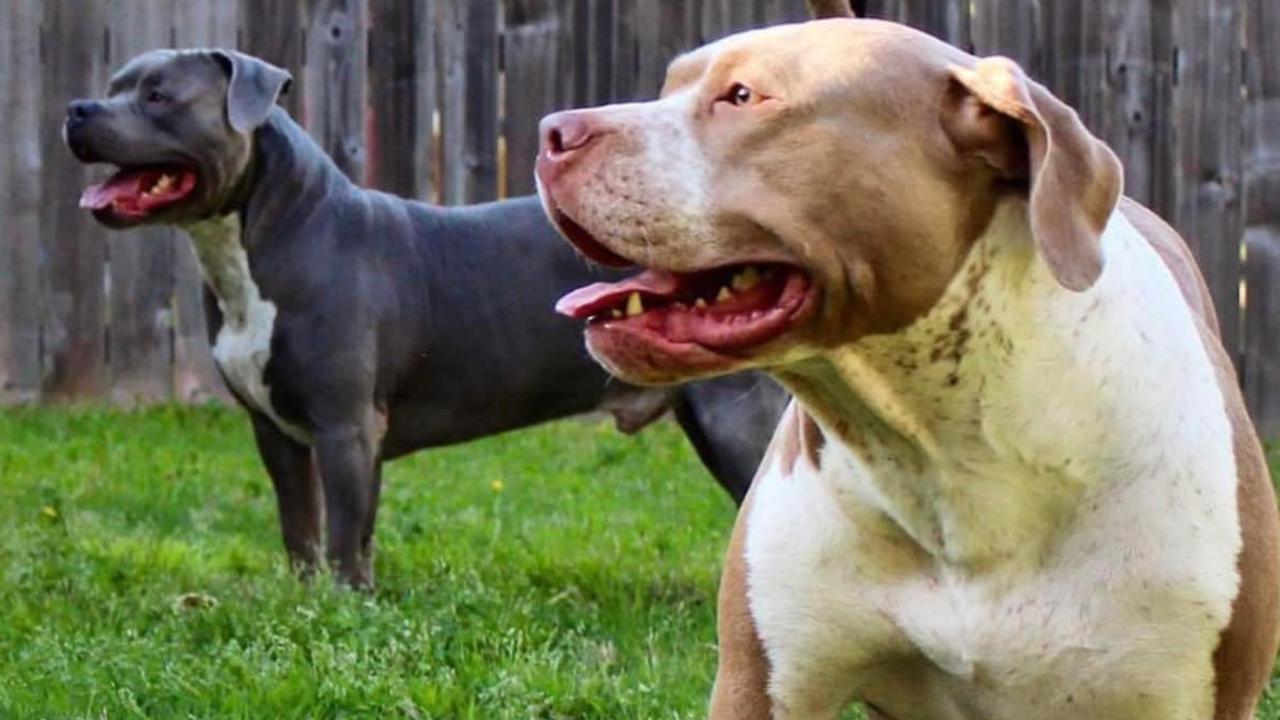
[107,66,145,96]
[661,50,710,97]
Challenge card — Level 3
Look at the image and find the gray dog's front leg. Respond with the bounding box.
[251,414,324,574]
[314,423,379,589]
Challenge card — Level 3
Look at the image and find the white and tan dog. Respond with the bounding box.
[536,16,1280,720]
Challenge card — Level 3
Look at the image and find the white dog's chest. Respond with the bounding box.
[746,213,1240,720]
[183,216,310,444]
[747,456,1233,720]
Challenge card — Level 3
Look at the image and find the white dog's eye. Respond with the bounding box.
[727,83,752,106]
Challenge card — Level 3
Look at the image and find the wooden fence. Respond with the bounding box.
[0,0,1277,436]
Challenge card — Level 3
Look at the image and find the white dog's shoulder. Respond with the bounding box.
[744,208,1241,720]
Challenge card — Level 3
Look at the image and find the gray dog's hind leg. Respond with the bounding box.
[359,462,383,580]
[251,414,324,574]
[313,421,379,589]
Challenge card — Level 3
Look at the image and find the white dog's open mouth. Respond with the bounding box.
[550,205,818,375]
[79,165,198,221]
[557,263,812,351]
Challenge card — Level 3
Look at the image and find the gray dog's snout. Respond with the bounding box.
[66,99,103,123]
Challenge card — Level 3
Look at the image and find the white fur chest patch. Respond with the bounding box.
[183,215,310,444]
[747,206,1241,720]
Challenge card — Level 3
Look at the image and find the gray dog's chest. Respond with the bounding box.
[183,216,310,443]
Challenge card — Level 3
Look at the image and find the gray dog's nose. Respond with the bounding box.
[66,99,103,122]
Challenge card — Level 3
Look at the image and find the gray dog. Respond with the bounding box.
[64,49,788,589]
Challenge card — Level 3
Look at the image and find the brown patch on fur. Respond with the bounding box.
[1123,201,1280,718]
[709,485,774,720]
[1209,350,1280,720]
[799,410,826,469]
[767,400,826,475]
[770,403,804,477]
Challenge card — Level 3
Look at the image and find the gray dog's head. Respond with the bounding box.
[64,49,291,228]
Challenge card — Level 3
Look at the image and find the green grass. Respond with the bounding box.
[0,407,1275,719]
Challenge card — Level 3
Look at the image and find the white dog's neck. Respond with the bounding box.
[779,199,1233,571]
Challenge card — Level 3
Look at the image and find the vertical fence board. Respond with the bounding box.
[466,1,499,202]
[40,0,109,402]
[437,0,465,204]
[589,0,615,105]
[1244,0,1280,435]
[170,0,235,405]
[970,0,1041,69]
[611,0,638,101]
[438,0,497,204]
[304,0,367,183]
[2,0,1278,425]
[1103,1,1157,206]
[1171,0,1245,359]
[503,0,561,197]
[368,0,436,201]
[763,0,809,26]
[0,1,44,404]
[239,0,306,120]
[866,0,970,48]
[104,0,176,406]
[635,0,696,99]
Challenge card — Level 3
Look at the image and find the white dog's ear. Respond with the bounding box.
[210,50,293,134]
[806,0,857,19]
[943,57,1121,292]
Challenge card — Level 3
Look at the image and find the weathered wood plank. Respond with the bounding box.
[238,0,305,120]
[0,0,44,404]
[611,0,638,101]
[1102,1,1156,206]
[589,0,615,104]
[867,0,971,48]
[40,0,110,402]
[635,0,695,98]
[764,0,810,25]
[1169,0,1245,360]
[700,0,733,43]
[304,0,367,182]
[103,0,177,407]
[970,0,1040,69]
[437,0,498,204]
[503,0,561,197]
[171,0,237,405]
[1243,0,1280,435]
[173,0,239,48]
[368,0,436,201]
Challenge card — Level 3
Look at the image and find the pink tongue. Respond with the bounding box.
[556,269,681,318]
[79,172,142,210]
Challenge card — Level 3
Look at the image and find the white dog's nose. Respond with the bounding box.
[539,110,595,158]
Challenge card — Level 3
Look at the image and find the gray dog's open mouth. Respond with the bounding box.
[79,165,198,221]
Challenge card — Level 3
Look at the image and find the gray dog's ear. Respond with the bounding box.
[943,57,1122,292]
[210,50,292,134]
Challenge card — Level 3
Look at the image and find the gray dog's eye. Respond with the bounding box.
[145,89,170,105]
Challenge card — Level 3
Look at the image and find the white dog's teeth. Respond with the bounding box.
[694,298,707,310]
[716,286,733,303]
[610,308,622,319]
[730,266,761,292]
[626,292,644,317]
